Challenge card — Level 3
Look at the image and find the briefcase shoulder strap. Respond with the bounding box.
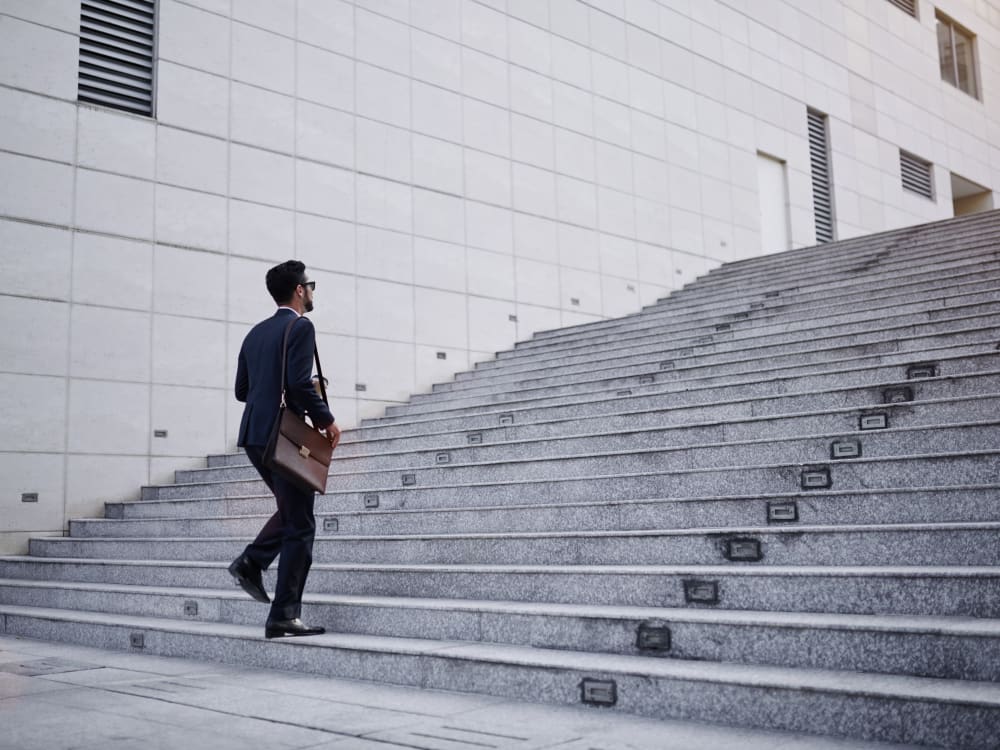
[278,316,329,408]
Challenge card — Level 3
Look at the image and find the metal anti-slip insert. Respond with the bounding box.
[859,413,888,430]
[907,362,938,379]
[659,361,675,371]
[638,374,655,384]
[467,432,483,445]
[323,517,339,532]
[616,389,632,397]
[435,452,451,465]
[401,474,417,486]
[801,467,832,489]
[129,633,145,649]
[183,601,198,617]
[724,538,762,561]
[636,623,672,651]
[499,413,515,426]
[830,440,861,460]
[883,386,914,404]
[580,678,617,706]
[767,501,798,523]
[363,493,380,509]
[683,579,719,604]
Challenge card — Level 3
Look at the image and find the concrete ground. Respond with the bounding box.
[0,634,921,750]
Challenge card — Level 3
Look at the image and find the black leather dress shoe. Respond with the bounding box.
[228,555,270,603]
[265,618,326,639]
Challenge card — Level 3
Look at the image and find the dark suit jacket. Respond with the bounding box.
[235,308,335,447]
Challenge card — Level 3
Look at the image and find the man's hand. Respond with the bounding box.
[324,422,341,451]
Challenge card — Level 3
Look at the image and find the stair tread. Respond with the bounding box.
[4,578,1000,635]
[107,483,1000,516]
[357,365,1000,431]
[176,418,1000,482]
[146,449,1000,496]
[35,520,1000,543]
[3,603,1000,705]
[203,389,1000,456]
[3,556,998,577]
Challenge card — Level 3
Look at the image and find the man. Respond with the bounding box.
[228,260,340,639]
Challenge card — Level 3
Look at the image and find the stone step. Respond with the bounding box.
[93,486,1000,536]
[663,240,997,316]
[2,604,997,747]
[503,253,999,358]
[490,279,1000,388]
[140,452,1000,512]
[686,220,999,289]
[470,285,1000,379]
[573,224,996,329]
[175,420,1000,489]
[208,387,1000,466]
[434,301,999,399]
[2,580,998,681]
[645,227,999,314]
[505,257,998,356]
[27,521,1000,567]
[367,348,998,430]
[191,394,1000,480]
[519,230,997,362]
[2,558,999,617]
[354,368,1000,443]
[392,327,1000,417]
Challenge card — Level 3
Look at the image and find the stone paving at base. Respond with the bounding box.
[0,635,921,750]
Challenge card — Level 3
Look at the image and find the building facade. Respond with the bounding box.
[1,0,998,553]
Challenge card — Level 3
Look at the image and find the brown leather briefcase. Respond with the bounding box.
[263,317,335,494]
[266,404,333,494]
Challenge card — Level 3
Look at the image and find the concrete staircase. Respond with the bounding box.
[3,211,1000,747]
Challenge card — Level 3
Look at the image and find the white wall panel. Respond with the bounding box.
[153,245,226,319]
[155,185,227,251]
[0,88,75,162]
[158,0,230,77]
[231,83,295,153]
[0,152,73,225]
[0,14,77,98]
[157,62,230,138]
[73,233,153,311]
[0,220,72,301]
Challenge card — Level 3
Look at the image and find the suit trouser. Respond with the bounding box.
[241,444,316,620]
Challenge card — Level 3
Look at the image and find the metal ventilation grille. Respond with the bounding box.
[807,109,835,243]
[887,0,917,17]
[900,151,933,199]
[78,0,156,116]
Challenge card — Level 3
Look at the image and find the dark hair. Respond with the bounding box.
[265,260,306,304]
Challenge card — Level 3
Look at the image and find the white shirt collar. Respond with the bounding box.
[277,306,301,317]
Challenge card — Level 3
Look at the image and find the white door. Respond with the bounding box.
[757,153,791,255]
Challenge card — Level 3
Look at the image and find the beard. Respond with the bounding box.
[304,298,314,313]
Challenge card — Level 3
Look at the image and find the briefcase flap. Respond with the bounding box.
[279,413,332,466]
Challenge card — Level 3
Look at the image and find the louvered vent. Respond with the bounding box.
[807,109,835,243]
[78,0,157,116]
[887,0,917,18]
[900,151,934,199]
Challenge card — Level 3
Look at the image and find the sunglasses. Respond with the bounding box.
[300,280,316,290]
